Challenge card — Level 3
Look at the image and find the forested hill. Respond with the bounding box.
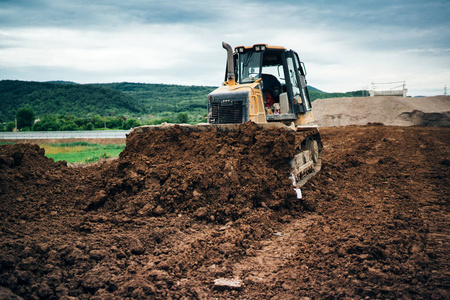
[95,82,216,118]
[0,80,217,123]
[308,87,370,100]
[0,80,145,122]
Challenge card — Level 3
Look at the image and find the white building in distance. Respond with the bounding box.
[369,81,408,97]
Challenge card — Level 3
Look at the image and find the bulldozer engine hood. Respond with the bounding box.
[207,86,251,124]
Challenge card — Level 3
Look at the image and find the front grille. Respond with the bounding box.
[211,101,243,124]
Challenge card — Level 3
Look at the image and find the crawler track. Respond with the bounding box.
[292,127,322,187]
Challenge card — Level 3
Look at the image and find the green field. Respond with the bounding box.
[41,142,125,163]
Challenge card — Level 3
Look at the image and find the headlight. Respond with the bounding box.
[254,45,266,51]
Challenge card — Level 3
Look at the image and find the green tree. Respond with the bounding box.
[16,107,35,129]
[149,117,173,125]
[6,121,15,132]
[74,117,88,128]
[106,117,124,129]
[92,115,105,128]
[32,116,62,131]
[85,122,94,130]
[62,122,78,131]
[123,118,141,129]
[176,113,189,124]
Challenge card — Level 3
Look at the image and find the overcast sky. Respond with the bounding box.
[1,0,449,96]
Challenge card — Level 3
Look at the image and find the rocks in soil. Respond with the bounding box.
[214,278,243,290]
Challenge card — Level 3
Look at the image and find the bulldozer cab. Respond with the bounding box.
[208,43,315,125]
[230,45,313,121]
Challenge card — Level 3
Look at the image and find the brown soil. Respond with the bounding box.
[0,123,449,299]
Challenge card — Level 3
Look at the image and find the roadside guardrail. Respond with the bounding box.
[0,130,130,139]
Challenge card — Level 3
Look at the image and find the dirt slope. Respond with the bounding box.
[312,95,450,127]
[0,124,449,299]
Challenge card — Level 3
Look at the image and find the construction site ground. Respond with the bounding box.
[0,121,449,299]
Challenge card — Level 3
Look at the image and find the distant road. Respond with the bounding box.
[0,130,130,140]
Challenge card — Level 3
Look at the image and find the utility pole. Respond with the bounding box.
[445,84,447,96]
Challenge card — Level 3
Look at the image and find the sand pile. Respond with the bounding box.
[312,95,450,127]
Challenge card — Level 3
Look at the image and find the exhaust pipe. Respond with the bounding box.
[222,42,236,85]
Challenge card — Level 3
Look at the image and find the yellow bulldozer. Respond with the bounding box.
[206,42,322,188]
[132,42,322,189]
[208,42,315,126]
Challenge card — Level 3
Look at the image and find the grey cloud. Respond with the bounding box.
[279,0,449,32]
[0,0,221,29]
[0,0,449,96]
[2,0,448,38]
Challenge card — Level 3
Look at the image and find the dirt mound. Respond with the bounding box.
[81,122,301,223]
[0,144,79,221]
[313,95,450,127]
[0,123,305,299]
[0,124,449,299]
[287,126,450,298]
